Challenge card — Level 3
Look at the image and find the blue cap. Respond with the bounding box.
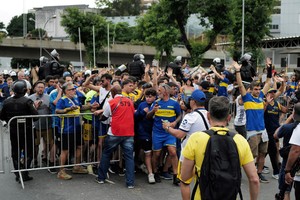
[190,89,206,103]
[63,71,71,77]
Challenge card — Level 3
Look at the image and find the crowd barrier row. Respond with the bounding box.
[2,113,121,189]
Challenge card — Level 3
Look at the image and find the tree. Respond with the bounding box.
[231,0,275,65]
[113,22,136,43]
[6,13,35,36]
[96,0,141,16]
[0,22,4,29]
[136,2,180,61]
[61,7,108,63]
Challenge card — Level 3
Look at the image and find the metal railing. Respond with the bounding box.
[3,113,120,189]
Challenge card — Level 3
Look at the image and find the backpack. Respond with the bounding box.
[191,129,242,200]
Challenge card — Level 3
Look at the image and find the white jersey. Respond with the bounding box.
[179,108,210,161]
[234,95,246,126]
[289,124,300,181]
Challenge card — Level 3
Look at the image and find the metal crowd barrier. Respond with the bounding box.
[0,122,5,174]
[4,113,121,189]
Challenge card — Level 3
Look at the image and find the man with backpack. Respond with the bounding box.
[180,96,259,200]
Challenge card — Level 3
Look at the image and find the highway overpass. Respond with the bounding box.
[0,38,192,66]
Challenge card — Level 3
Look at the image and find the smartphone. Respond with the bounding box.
[92,70,99,74]
[152,59,159,67]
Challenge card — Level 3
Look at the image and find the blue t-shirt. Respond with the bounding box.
[242,91,265,131]
[135,101,153,140]
[150,98,181,136]
[277,122,299,149]
[0,82,10,103]
[264,101,282,133]
[56,96,81,134]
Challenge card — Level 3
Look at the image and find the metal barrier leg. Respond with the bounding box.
[19,171,25,189]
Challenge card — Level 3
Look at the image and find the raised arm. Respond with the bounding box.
[233,61,247,96]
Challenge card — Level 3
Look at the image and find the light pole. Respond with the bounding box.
[30,15,56,66]
[241,0,245,56]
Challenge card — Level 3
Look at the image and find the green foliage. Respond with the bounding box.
[136,2,180,61]
[113,22,135,43]
[30,28,46,39]
[6,13,35,36]
[0,22,5,29]
[61,7,108,62]
[231,0,275,66]
[96,0,141,16]
[10,58,39,69]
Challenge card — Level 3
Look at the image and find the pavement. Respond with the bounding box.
[0,123,296,200]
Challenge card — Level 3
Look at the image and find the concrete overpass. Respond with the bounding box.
[0,38,191,66]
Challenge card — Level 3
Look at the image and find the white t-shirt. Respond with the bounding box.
[234,95,246,126]
[179,108,210,161]
[99,87,112,124]
[289,124,300,181]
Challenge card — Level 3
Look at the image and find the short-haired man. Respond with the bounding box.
[147,84,181,185]
[180,96,259,200]
[233,59,272,183]
[94,85,135,188]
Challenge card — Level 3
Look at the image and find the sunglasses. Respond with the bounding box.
[67,88,76,91]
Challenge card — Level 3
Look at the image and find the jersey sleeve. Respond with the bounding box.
[179,113,196,132]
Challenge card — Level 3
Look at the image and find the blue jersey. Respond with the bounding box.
[264,101,282,133]
[217,78,229,97]
[150,98,181,136]
[56,96,81,134]
[242,91,265,131]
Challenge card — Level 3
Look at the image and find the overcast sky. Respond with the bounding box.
[0,0,97,27]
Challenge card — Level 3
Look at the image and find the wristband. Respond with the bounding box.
[285,169,291,174]
[236,71,240,73]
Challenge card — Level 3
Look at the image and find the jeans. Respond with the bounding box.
[98,135,135,186]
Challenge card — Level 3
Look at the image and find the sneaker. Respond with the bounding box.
[118,168,125,177]
[139,164,148,174]
[48,168,58,174]
[95,177,105,184]
[57,170,72,180]
[262,166,270,174]
[148,173,155,184]
[258,173,269,183]
[72,166,88,174]
[272,174,279,180]
[127,185,134,189]
[87,165,93,174]
[154,173,161,183]
[108,167,116,174]
[160,172,172,180]
[95,177,115,184]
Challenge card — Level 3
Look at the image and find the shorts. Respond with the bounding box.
[152,133,176,151]
[98,123,109,138]
[35,128,54,146]
[138,139,152,153]
[248,134,268,158]
[61,132,83,151]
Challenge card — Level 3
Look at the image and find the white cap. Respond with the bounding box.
[175,56,182,62]
[51,49,59,57]
[3,70,8,75]
[213,57,221,63]
[85,70,91,76]
[10,71,16,76]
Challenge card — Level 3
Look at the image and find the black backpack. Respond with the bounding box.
[191,129,242,200]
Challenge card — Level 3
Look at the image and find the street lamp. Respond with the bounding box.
[29,15,56,66]
[241,0,245,56]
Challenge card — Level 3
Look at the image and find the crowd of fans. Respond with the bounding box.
[1,50,300,198]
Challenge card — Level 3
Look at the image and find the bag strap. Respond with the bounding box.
[194,110,209,130]
[99,90,111,109]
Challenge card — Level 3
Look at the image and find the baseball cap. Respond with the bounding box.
[63,71,71,77]
[267,88,277,93]
[199,81,210,90]
[190,89,206,103]
[84,70,91,76]
[293,103,300,121]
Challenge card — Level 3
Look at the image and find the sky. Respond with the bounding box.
[0,0,97,27]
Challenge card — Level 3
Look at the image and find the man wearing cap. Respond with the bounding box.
[162,89,210,192]
[284,103,300,199]
[264,78,287,180]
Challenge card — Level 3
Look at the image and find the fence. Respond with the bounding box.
[2,113,121,189]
